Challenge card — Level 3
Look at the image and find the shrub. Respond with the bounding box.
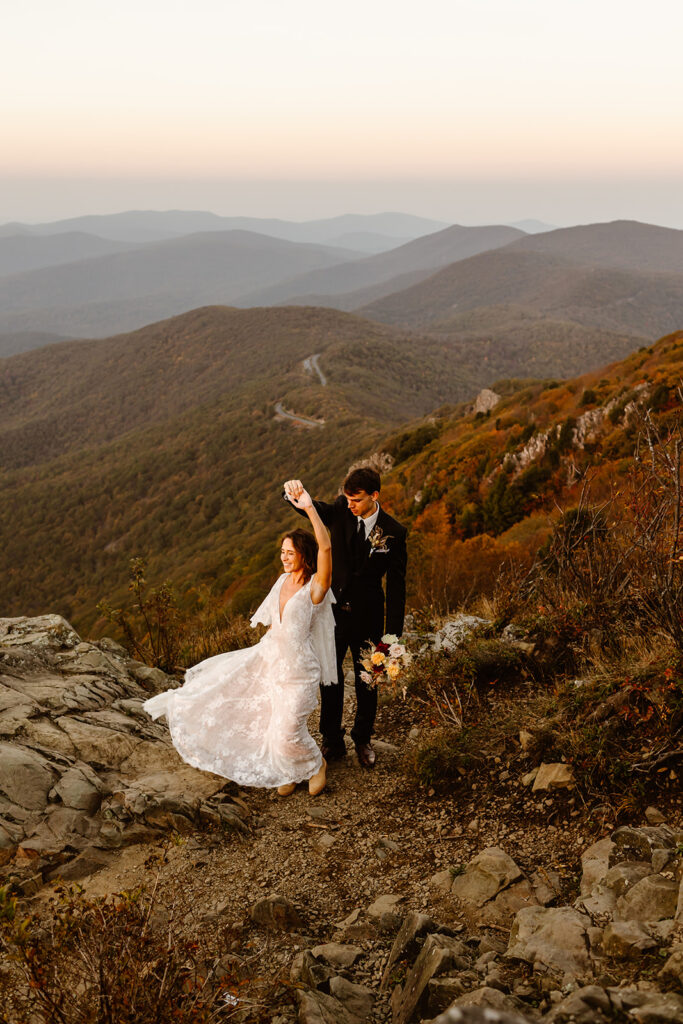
[387,423,440,464]
[648,382,670,411]
[508,409,683,667]
[97,557,183,672]
[0,885,239,1023]
[408,528,530,614]
[411,726,484,790]
[98,557,261,672]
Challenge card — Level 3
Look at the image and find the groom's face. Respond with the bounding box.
[345,489,379,519]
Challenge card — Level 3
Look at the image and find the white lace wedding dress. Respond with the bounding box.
[142,575,337,788]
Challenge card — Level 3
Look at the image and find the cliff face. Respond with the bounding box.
[0,615,248,887]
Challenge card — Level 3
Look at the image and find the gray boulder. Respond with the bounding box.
[602,920,658,958]
[380,911,436,989]
[311,943,363,969]
[52,764,104,813]
[296,989,355,1024]
[290,950,335,990]
[250,894,303,931]
[615,874,679,923]
[610,825,677,866]
[658,946,683,984]
[505,906,593,980]
[626,991,683,1023]
[391,933,469,1024]
[451,847,522,906]
[544,985,612,1023]
[328,977,374,1022]
[580,837,615,896]
[601,861,653,896]
[0,742,55,810]
[432,615,489,653]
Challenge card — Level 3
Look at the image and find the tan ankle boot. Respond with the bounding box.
[308,758,327,797]
[277,782,296,796]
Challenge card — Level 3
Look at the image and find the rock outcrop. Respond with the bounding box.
[0,615,249,890]
[288,824,683,1023]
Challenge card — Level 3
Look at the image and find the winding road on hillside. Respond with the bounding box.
[274,402,325,428]
[303,352,327,386]
[273,354,327,427]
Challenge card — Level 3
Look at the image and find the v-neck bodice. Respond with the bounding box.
[278,575,310,623]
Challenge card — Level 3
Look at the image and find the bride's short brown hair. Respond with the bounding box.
[281,528,318,581]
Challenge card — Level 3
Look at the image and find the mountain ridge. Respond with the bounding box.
[0,231,363,347]
[358,243,683,341]
[233,223,527,307]
[0,231,137,276]
[0,210,447,247]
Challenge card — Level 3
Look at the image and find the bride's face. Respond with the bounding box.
[281,538,302,573]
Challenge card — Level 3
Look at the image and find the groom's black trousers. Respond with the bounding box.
[320,605,380,748]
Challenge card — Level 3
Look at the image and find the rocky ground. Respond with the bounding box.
[2,616,683,1023]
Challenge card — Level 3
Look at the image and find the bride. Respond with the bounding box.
[143,487,334,796]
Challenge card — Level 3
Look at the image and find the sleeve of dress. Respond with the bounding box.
[311,589,338,685]
[250,576,281,628]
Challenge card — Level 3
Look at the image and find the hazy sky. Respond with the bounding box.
[3,0,682,225]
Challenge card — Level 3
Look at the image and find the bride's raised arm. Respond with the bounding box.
[287,486,331,604]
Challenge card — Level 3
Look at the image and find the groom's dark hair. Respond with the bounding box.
[343,467,381,495]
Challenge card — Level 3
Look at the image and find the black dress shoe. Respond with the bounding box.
[321,741,347,761]
[354,742,376,768]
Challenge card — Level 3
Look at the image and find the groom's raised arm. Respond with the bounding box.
[283,479,336,527]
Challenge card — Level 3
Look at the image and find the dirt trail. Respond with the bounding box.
[69,697,590,1021]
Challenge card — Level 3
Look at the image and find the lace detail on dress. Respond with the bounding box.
[142,574,333,788]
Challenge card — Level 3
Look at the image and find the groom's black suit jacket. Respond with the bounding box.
[294,495,407,638]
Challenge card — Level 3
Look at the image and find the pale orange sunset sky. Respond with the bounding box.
[3,0,682,225]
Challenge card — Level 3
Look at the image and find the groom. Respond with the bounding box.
[284,467,407,768]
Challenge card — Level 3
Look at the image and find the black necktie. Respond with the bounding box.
[352,518,365,561]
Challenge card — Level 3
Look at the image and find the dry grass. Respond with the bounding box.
[0,883,244,1024]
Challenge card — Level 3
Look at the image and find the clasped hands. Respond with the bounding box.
[284,479,313,510]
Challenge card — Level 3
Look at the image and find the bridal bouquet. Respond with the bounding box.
[360,634,411,694]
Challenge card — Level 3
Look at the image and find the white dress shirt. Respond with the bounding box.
[357,502,380,538]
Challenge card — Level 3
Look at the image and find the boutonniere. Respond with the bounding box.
[368,525,392,555]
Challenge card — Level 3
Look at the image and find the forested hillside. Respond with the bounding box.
[0,306,470,629]
[380,330,683,609]
[3,304,681,638]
